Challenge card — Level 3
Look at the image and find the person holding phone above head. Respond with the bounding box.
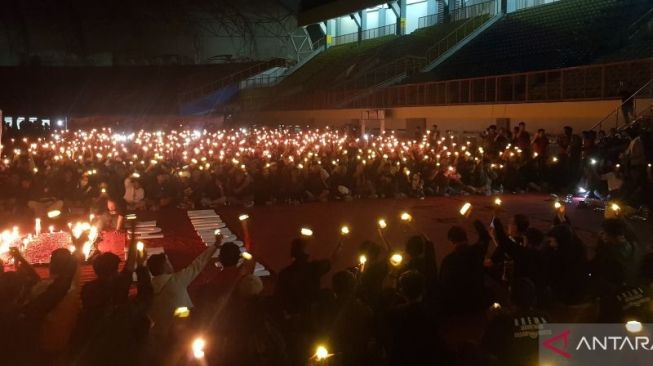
[146,233,221,341]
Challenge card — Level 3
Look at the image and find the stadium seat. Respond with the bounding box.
[411,0,653,82]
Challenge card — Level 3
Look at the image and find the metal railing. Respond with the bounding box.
[418,0,496,29]
[513,0,553,12]
[332,24,396,46]
[335,56,427,92]
[418,12,444,29]
[450,0,497,21]
[241,74,285,89]
[312,37,326,51]
[267,57,653,110]
[591,77,653,131]
[179,59,287,102]
[425,13,492,63]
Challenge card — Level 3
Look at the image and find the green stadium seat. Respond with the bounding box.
[410,0,652,83]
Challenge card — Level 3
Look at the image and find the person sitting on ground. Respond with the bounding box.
[305,164,330,202]
[100,197,126,231]
[123,177,145,211]
[25,176,64,218]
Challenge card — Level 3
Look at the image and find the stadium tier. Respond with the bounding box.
[238,0,652,112]
[411,0,653,82]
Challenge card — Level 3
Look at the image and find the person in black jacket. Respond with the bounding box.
[439,220,491,314]
[0,250,77,366]
[491,218,547,294]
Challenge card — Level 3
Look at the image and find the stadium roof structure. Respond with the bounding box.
[298,0,387,26]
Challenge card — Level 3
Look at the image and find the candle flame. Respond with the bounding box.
[390,253,403,267]
[459,202,472,216]
[300,227,313,237]
[191,337,206,359]
[400,212,412,222]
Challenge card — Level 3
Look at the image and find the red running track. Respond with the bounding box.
[36,194,649,293]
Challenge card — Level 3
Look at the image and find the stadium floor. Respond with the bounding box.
[33,194,651,294]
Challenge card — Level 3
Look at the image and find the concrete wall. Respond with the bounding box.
[242,98,653,132]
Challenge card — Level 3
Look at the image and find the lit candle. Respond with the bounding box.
[174,307,190,318]
[35,218,41,235]
[389,253,403,267]
[340,225,350,236]
[610,203,621,216]
[459,202,472,216]
[359,255,367,272]
[191,337,206,359]
[239,214,251,251]
[136,241,145,256]
[377,218,387,229]
[300,227,313,237]
[313,345,331,362]
[400,212,412,222]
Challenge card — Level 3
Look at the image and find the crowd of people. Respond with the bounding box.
[1,201,651,366]
[1,119,651,226]
[0,120,651,366]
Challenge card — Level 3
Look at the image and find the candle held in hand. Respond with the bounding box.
[390,253,403,267]
[340,225,350,235]
[377,219,387,229]
[459,202,472,216]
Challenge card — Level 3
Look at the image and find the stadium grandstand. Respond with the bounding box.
[235,0,653,132]
[1,0,651,132]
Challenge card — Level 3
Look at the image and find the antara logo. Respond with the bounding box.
[543,328,653,359]
[543,329,572,359]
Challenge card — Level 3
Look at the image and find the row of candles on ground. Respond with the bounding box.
[0,210,102,261]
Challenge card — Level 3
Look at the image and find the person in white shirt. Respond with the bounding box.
[146,235,220,339]
[124,177,145,210]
